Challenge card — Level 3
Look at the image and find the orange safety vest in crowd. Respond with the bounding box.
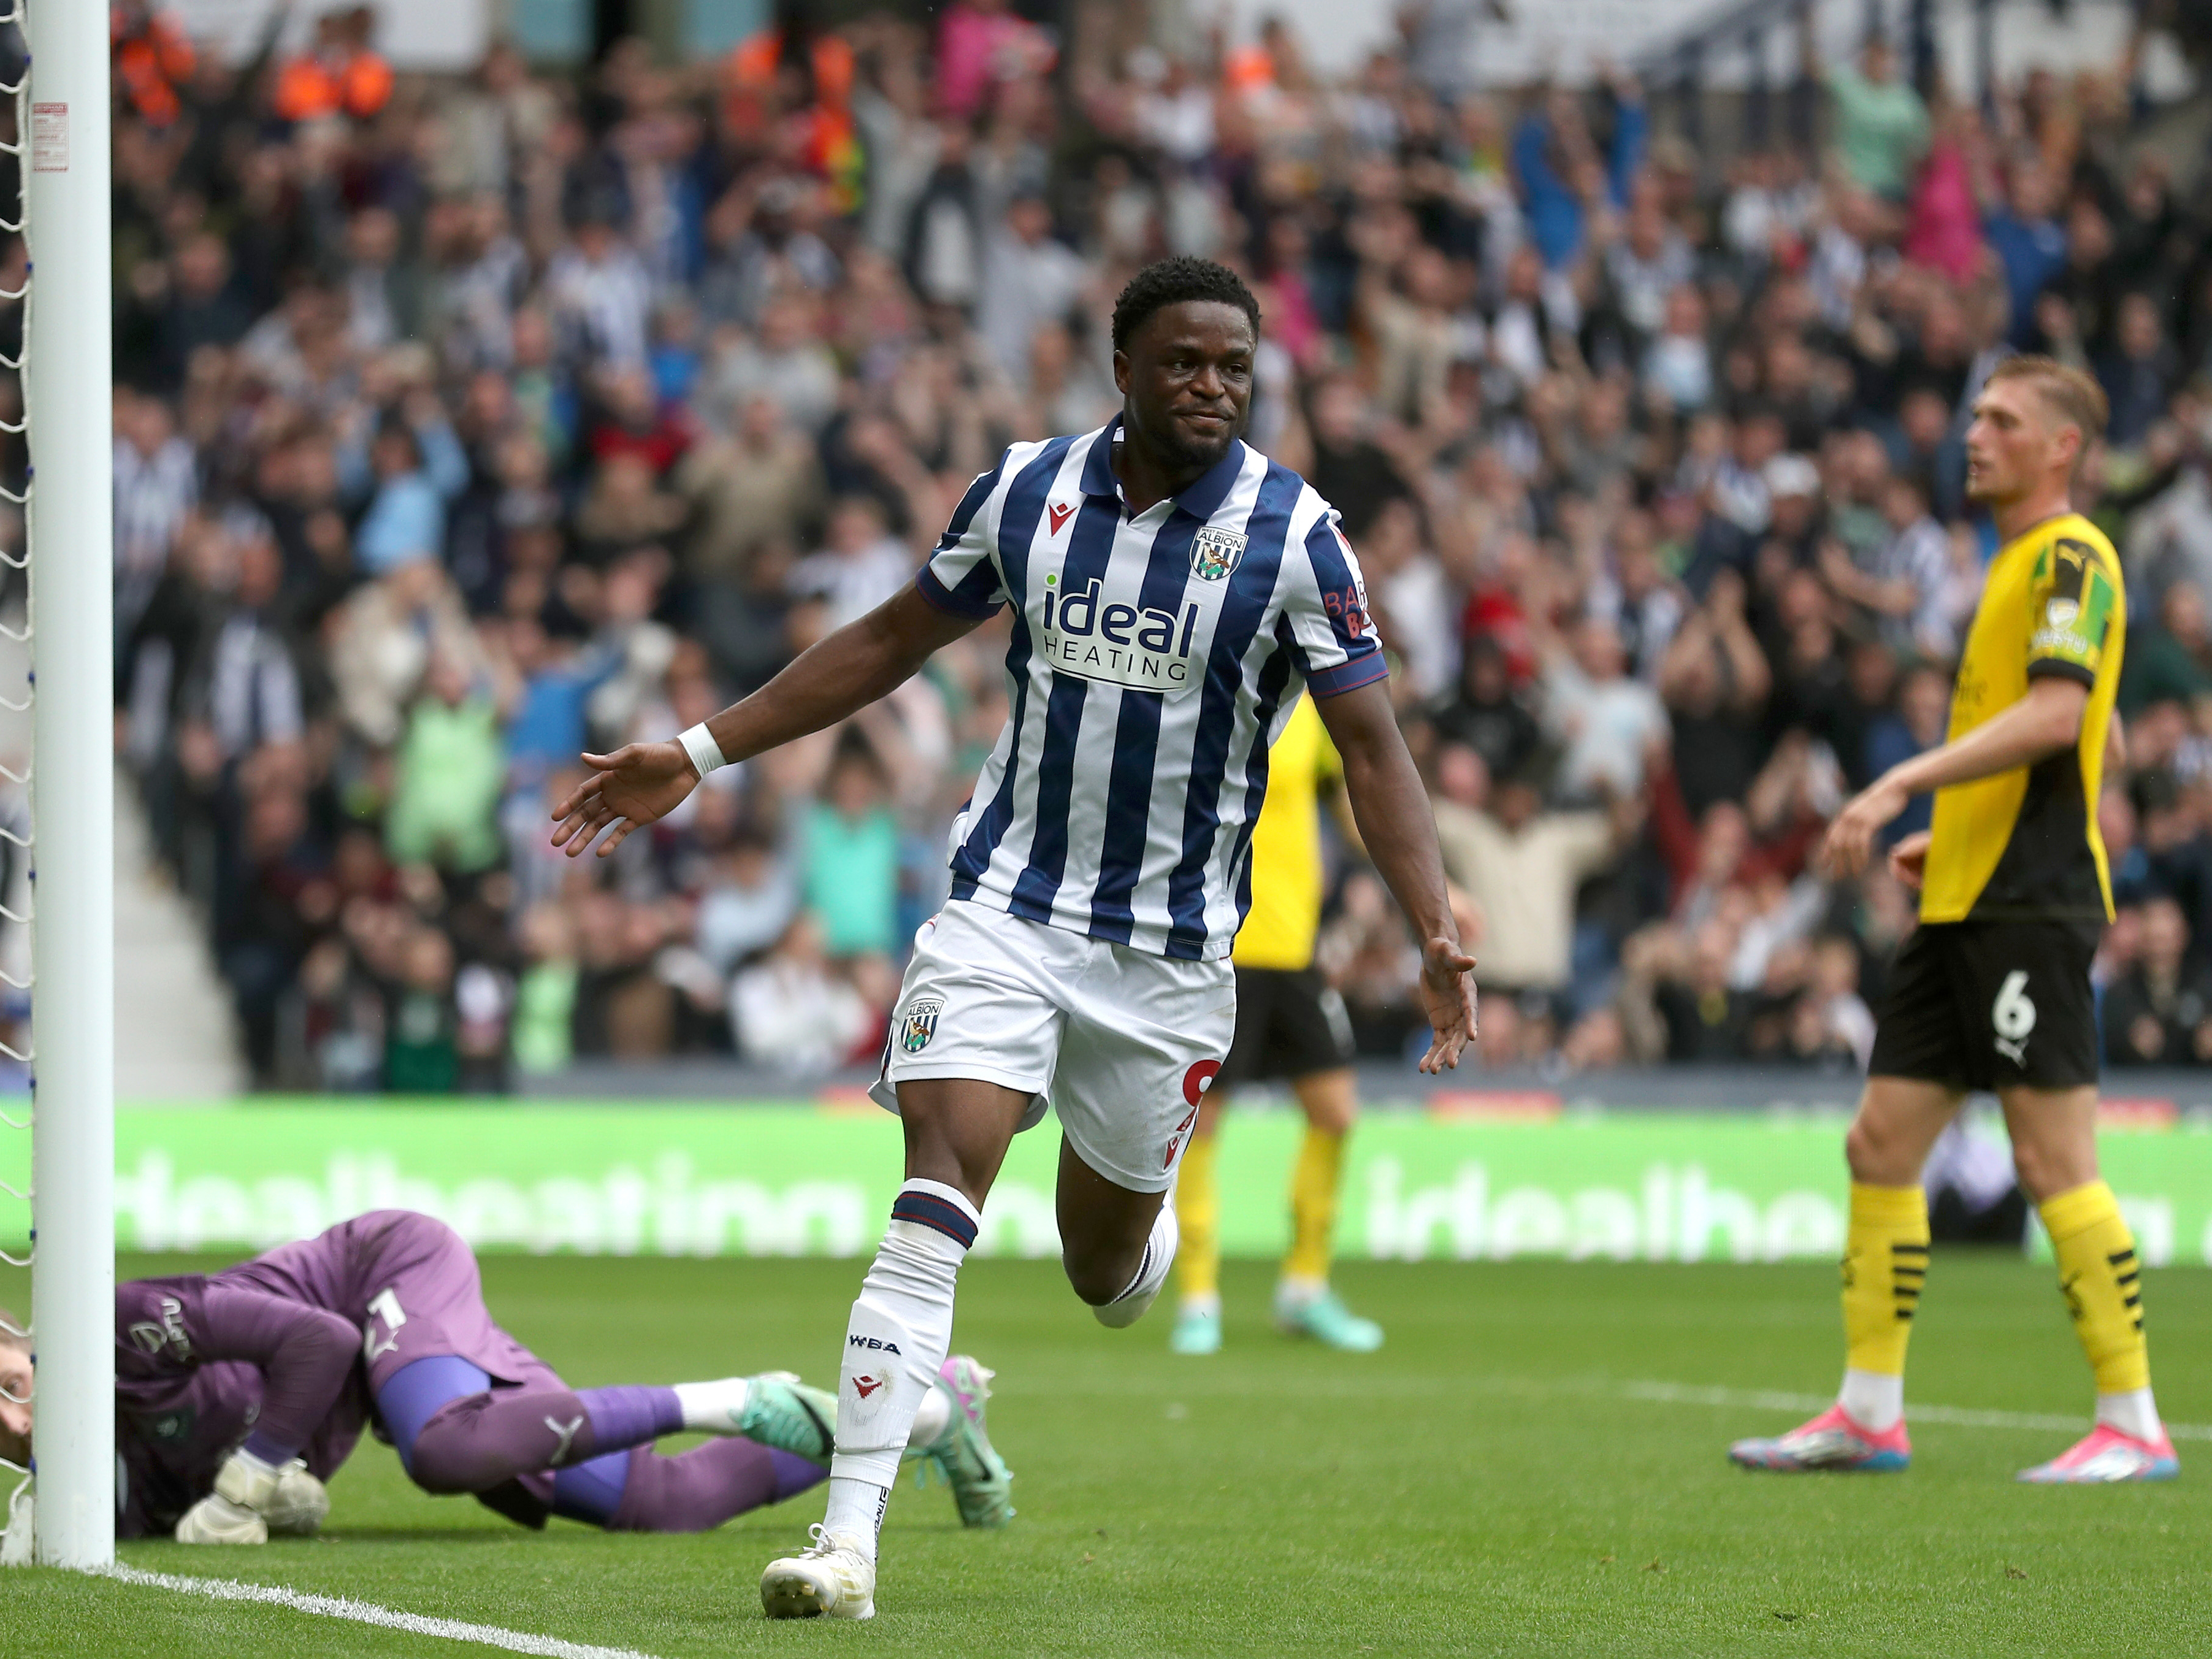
[274,48,393,123]
[112,6,197,126]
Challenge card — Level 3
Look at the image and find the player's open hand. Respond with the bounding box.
[1818,776,1907,881]
[550,741,698,859]
[1415,935,1480,1073]
[1888,828,1932,891]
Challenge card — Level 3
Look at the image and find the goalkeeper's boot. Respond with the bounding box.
[1275,1285,1383,1353]
[920,1354,1014,1529]
[2017,1423,2178,1484]
[1169,1302,1222,1355]
[176,1449,285,1543]
[724,1372,837,1463]
[261,1460,331,1536]
[760,1525,876,1620]
[1729,1403,1910,1472]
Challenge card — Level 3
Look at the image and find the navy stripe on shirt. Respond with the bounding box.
[1164,462,1303,956]
[950,437,1076,888]
[1008,487,1119,921]
[1087,508,1207,943]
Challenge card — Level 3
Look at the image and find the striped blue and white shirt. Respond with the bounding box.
[917,418,1387,961]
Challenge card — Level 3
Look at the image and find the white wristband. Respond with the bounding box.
[678,722,726,780]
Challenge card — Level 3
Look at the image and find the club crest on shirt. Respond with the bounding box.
[1190,525,1246,582]
[900,996,943,1054]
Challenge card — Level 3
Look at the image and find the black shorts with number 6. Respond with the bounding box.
[1869,918,2101,1092]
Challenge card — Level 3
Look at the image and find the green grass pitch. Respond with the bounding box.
[3,1251,2208,1657]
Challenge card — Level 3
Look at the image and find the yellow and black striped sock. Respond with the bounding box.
[1173,1132,1222,1306]
[1842,1182,1928,1379]
[2041,1180,2151,1397]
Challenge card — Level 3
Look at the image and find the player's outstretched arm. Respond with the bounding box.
[1821,676,2089,878]
[553,585,983,857]
[1314,679,1478,1073]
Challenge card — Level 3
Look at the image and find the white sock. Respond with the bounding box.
[906,1385,951,1451]
[821,1474,889,1549]
[2096,1386,2162,1443]
[1095,1201,1178,1330]
[672,1376,751,1433]
[1837,1368,1904,1432]
[822,1179,978,1558]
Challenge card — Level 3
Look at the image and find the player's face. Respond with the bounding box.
[0,1346,28,1463]
[1115,301,1256,473]
[1964,378,2070,506]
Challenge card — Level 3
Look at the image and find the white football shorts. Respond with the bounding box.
[869,900,1237,1193]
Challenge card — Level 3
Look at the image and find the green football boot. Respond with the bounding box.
[733,1371,838,1462]
[919,1355,1015,1528]
[1169,1302,1223,1355]
[1275,1287,1383,1353]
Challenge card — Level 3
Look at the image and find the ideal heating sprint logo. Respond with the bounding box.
[1039,573,1205,693]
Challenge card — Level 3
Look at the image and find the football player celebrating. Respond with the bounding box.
[1731,357,2173,1484]
[556,256,1476,1618]
[0,1209,1009,1545]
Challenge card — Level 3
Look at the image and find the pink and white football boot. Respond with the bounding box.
[2017,1423,2178,1484]
[1729,1403,1911,1472]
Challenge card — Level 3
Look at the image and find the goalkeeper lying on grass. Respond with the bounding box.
[0,1209,1011,1544]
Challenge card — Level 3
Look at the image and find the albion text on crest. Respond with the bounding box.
[900,996,943,1054]
[1190,525,1246,582]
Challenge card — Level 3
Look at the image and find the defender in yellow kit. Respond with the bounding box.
[1729,354,2175,1484]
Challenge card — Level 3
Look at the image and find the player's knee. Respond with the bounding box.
[1307,1098,1357,1136]
[408,1409,502,1495]
[1843,1114,1911,1184]
[2008,1139,2089,1205]
[1061,1245,1139,1307]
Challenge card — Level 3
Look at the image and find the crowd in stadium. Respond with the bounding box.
[92,0,2212,1089]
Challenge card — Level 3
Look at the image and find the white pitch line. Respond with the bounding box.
[1624,1380,2212,1442]
[96,1563,667,1659]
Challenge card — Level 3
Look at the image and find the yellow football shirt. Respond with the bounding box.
[1234,695,1339,970]
[1919,511,2124,925]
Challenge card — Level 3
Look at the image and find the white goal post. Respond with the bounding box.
[21,0,115,1571]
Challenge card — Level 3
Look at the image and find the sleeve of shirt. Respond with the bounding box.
[115,1276,205,1385]
[2027,534,2120,688]
[190,1283,361,1466]
[1278,507,1390,699]
[916,453,1011,619]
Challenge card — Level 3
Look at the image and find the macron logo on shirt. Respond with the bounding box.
[1047,501,1075,536]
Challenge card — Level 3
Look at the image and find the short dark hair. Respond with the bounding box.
[1111,257,1261,354]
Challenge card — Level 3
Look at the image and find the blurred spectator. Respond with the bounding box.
[2105,897,2212,1065]
[113,1,196,126]
[385,654,505,873]
[1542,614,1667,802]
[730,913,876,1073]
[273,6,393,124]
[1864,663,1953,846]
[2119,583,2212,716]
[1429,746,1632,1006]
[1815,35,1927,202]
[802,737,901,962]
